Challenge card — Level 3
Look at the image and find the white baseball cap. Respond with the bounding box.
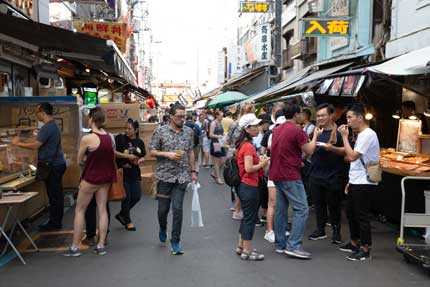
[270,116,286,130]
[239,114,261,129]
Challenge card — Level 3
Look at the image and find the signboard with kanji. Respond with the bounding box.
[302,18,351,37]
[239,1,269,13]
[73,20,127,53]
[256,24,271,62]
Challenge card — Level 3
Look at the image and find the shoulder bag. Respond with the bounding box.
[360,157,382,183]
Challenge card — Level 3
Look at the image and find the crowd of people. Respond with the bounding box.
[180,100,380,262]
[12,101,381,262]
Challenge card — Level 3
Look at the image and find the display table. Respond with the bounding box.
[0,192,39,265]
[0,176,36,191]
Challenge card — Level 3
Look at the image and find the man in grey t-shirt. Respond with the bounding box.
[13,102,66,231]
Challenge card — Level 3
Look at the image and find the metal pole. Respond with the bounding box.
[274,0,283,82]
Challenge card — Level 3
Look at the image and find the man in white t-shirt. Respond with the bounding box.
[338,103,380,262]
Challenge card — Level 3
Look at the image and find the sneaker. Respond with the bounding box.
[308,230,327,241]
[171,242,184,255]
[255,218,264,227]
[159,228,167,243]
[285,247,312,259]
[94,246,107,256]
[264,230,275,243]
[331,229,342,245]
[275,249,286,254]
[232,211,244,220]
[85,237,97,247]
[260,215,267,223]
[285,230,290,237]
[64,247,81,257]
[339,241,360,253]
[346,249,372,261]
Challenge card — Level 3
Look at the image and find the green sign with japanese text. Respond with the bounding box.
[302,18,351,37]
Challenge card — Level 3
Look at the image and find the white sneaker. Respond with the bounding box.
[232,211,244,220]
[264,230,275,243]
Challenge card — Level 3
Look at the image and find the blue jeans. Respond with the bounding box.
[120,180,142,224]
[157,181,188,243]
[274,180,309,251]
[237,183,259,241]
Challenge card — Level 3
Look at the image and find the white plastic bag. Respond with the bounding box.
[191,182,204,227]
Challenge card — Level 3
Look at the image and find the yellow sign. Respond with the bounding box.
[240,1,269,13]
[73,20,127,53]
[302,18,350,37]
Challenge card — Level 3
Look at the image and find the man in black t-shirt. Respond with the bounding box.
[307,103,346,244]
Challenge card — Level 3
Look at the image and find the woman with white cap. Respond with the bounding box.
[235,114,270,261]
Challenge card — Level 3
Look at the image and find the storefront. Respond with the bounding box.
[0,14,157,234]
[257,48,430,223]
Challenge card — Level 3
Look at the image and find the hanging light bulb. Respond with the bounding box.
[409,111,418,120]
[392,110,401,119]
[365,113,373,120]
[424,109,430,118]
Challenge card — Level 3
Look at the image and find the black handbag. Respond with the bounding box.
[36,138,61,181]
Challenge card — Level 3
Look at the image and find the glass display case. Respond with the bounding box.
[0,127,37,184]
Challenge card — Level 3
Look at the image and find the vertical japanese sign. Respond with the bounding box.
[256,23,271,63]
[330,0,349,51]
[227,46,246,78]
[217,50,226,84]
[73,20,127,53]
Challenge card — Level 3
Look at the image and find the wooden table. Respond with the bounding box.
[0,192,39,264]
[0,176,36,191]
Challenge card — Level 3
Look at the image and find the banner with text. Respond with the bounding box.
[73,20,127,53]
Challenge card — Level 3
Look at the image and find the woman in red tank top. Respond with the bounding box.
[65,107,116,257]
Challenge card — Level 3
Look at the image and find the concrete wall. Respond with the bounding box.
[386,0,430,58]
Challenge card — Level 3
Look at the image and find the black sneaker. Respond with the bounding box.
[255,219,264,227]
[331,229,342,244]
[94,247,107,256]
[308,230,327,241]
[64,247,81,257]
[260,215,267,223]
[346,249,371,261]
[85,237,97,247]
[339,241,360,253]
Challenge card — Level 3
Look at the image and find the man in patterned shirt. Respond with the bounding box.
[150,103,198,255]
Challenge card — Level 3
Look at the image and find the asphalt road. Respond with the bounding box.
[0,167,429,287]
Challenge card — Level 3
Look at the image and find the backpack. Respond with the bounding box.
[223,155,241,187]
[192,123,201,147]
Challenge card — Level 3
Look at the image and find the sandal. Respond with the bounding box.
[240,250,265,261]
[235,246,257,256]
[215,179,224,185]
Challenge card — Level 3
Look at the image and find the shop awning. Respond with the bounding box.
[222,65,269,91]
[243,66,312,104]
[276,62,354,94]
[0,14,136,85]
[368,47,430,76]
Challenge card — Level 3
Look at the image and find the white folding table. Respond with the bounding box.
[0,192,39,265]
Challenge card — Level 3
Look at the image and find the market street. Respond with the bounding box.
[0,167,428,287]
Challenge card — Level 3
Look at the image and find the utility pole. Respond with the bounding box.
[274,0,283,82]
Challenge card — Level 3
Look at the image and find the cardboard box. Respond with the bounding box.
[99,103,140,129]
[141,172,156,195]
[140,123,158,161]
[38,88,57,97]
